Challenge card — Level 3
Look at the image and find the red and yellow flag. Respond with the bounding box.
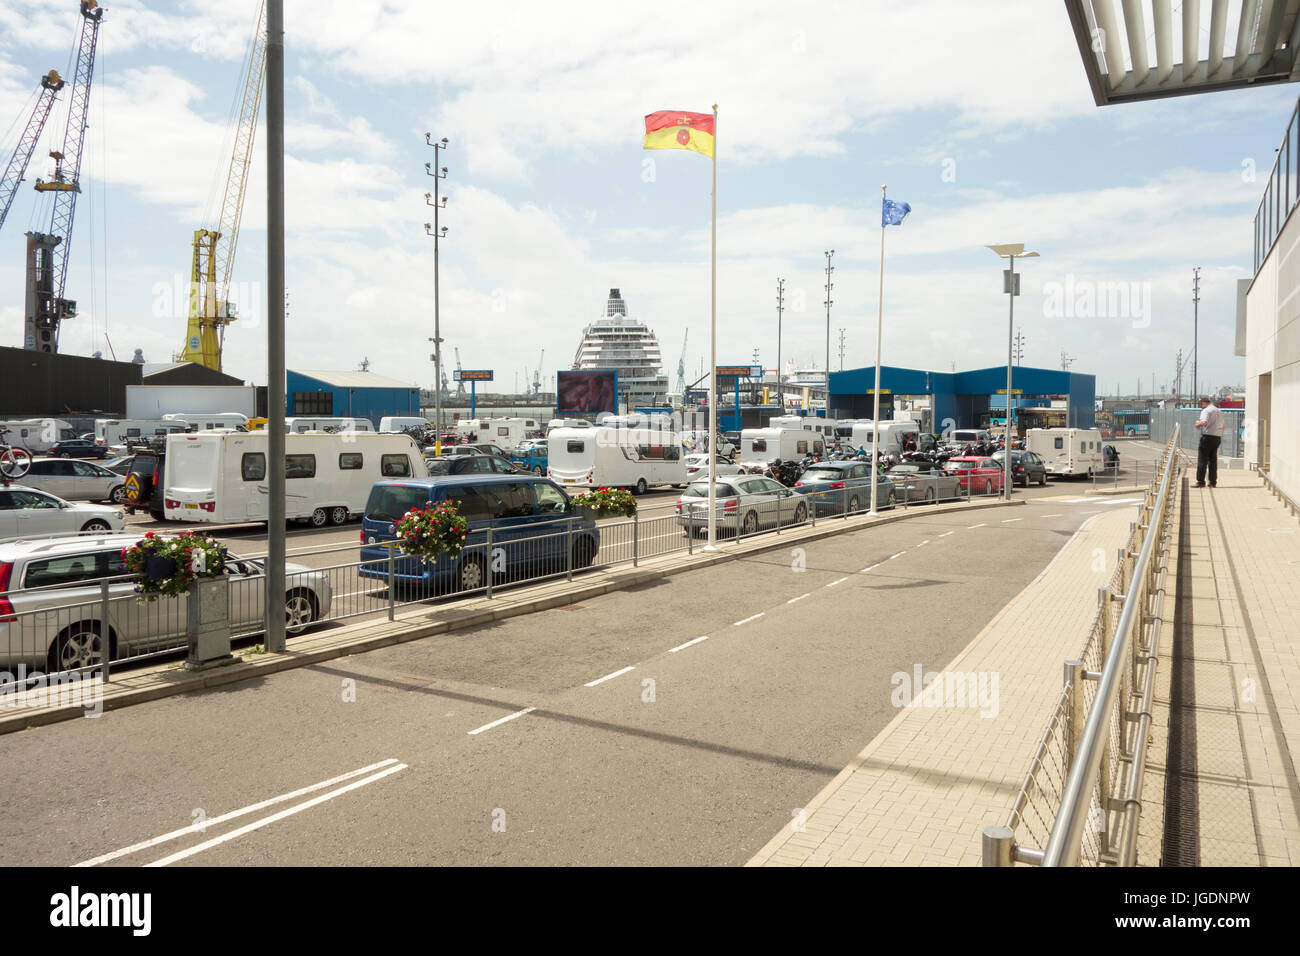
[643,110,714,158]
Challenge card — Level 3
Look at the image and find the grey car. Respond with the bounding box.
[675,475,808,536]
[886,463,963,503]
[991,449,1048,487]
[793,460,895,514]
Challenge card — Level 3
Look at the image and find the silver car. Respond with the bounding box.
[0,533,332,672]
[18,457,126,503]
[675,475,808,536]
[0,485,124,540]
[886,463,963,503]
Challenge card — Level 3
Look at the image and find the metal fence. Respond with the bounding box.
[985,426,1181,866]
[1149,407,1244,458]
[1,477,1010,687]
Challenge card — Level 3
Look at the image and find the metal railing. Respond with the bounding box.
[1259,466,1300,520]
[986,425,1181,866]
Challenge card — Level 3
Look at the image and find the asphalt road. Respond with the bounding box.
[0,449,1160,866]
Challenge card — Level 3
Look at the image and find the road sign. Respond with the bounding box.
[995,388,1024,395]
[715,365,763,378]
[456,369,493,382]
[866,388,892,394]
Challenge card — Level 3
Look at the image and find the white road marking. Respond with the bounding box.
[75,759,403,867]
[825,577,848,587]
[668,635,709,653]
[859,564,879,573]
[734,613,765,626]
[145,762,408,867]
[1001,518,1022,523]
[584,665,635,687]
[887,551,905,561]
[938,531,954,538]
[917,540,929,547]
[468,707,536,736]
[968,523,986,529]
[786,593,810,604]
[1041,514,1063,518]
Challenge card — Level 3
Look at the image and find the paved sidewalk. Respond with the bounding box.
[747,506,1137,866]
[1157,470,1300,866]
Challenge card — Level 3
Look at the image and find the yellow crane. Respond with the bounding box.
[179,0,266,371]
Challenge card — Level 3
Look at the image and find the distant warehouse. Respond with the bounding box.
[286,369,421,428]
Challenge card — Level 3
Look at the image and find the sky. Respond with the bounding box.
[0,0,1287,401]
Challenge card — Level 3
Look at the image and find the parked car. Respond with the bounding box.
[359,475,599,594]
[886,462,963,503]
[424,454,519,476]
[18,458,126,503]
[0,485,125,539]
[0,532,331,671]
[675,475,807,536]
[942,456,1005,494]
[1103,444,1120,470]
[991,449,1048,487]
[46,439,108,460]
[510,446,549,476]
[682,453,742,480]
[793,460,895,514]
[100,456,135,476]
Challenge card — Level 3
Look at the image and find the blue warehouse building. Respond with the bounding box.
[827,364,1095,431]
[286,369,421,427]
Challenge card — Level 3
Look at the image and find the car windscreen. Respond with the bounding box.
[364,485,430,521]
[685,480,734,498]
[946,460,978,470]
[800,467,847,482]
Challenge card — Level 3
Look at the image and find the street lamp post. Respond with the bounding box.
[776,277,785,410]
[823,250,834,415]
[424,134,448,454]
[987,243,1039,502]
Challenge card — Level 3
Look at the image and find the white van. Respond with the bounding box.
[1027,427,1105,478]
[0,419,78,453]
[949,428,992,447]
[548,424,685,494]
[379,417,430,434]
[456,417,540,453]
[163,412,249,431]
[834,420,921,456]
[740,427,825,464]
[162,431,422,526]
[284,417,376,435]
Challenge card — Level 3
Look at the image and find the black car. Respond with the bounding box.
[122,449,167,520]
[1103,444,1120,470]
[992,449,1048,487]
[424,454,520,476]
[46,439,107,459]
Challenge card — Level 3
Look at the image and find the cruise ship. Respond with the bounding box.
[572,289,670,408]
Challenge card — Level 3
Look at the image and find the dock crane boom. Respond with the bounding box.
[25,1,104,353]
[533,348,544,396]
[179,0,266,371]
[0,70,64,235]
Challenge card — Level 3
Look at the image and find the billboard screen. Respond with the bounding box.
[557,369,619,414]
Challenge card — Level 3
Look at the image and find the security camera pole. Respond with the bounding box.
[264,0,286,652]
[424,135,448,454]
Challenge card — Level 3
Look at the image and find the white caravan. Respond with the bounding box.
[835,419,922,455]
[284,417,376,435]
[770,415,839,444]
[162,412,249,431]
[1027,427,1105,478]
[379,417,431,433]
[455,417,540,452]
[547,424,685,494]
[95,418,189,447]
[739,427,825,464]
[162,431,422,526]
[0,419,77,453]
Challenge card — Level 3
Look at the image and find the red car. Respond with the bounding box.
[943,456,1005,494]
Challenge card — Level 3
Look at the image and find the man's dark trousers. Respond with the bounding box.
[1197,434,1221,486]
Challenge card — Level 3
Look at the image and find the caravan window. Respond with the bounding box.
[286,454,316,479]
[796,440,808,455]
[381,454,411,477]
[1054,437,1064,450]
[339,453,364,470]
[127,428,141,438]
[751,438,767,452]
[497,427,510,437]
[241,453,266,481]
[567,440,585,453]
[1079,442,1085,454]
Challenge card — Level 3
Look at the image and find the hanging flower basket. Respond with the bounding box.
[394,502,470,563]
[121,531,229,602]
[570,487,637,518]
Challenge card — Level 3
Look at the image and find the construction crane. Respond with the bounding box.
[454,347,466,396]
[674,329,688,394]
[179,0,266,371]
[532,348,544,396]
[24,1,104,353]
[0,70,65,235]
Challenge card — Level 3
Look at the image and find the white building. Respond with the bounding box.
[572,289,669,408]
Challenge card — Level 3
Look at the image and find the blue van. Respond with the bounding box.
[358,475,599,593]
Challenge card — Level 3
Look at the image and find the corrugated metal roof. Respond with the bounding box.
[291,369,419,389]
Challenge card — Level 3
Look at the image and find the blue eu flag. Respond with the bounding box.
[882,198,911,227]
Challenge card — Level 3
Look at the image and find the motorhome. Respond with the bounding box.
[162,412,249,431]
[770,415,839,444]
[833,419,923,455]
[283,417,376,435]
[1026,427,1105,478]
[0,419,77,454]
[162,431,422,526]
[95,418,189,447]
[739,427,825,464]
[547,423,685,494]
[455,417,541,452]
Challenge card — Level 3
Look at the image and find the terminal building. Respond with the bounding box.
[828,364,1096,432]
[285,369,422,427]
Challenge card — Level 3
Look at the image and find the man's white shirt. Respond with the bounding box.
[1198,404,1225,437]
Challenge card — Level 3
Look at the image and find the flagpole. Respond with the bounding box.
[870,185,886,516]
[706,103,719,550]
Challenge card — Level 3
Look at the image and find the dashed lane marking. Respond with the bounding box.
[734,613,764,626]
[826,577,848,587]
[887,551,905,560]
[1001,518,1022,523]
[668,635,709,653]
[938,531,954,538]
[468,707,536,736]
[860,564,879,573]
[968,523,986,529]
[584,666,635,687]
[786,593,810,604]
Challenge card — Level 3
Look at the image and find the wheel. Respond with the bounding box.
[793,503,807,524]
[984,480,993,495]
[149,510,165,522]
[59,452,71,458]
[285,589,318,634]
[0,447,32,479]
[1038,472,1047,487]
[80,519,111,533]
[457,554,488,591]
[310,507,329,528]
[572,537,596,568]
[109,485,126,503]
[330,506,349,525]
[48,622,106,672]
[924,487,936,505]
[848,495,861,514]
[885,489,895,508]
[532,466,543,476]
[635,478,648,495]
[742,510,759,535]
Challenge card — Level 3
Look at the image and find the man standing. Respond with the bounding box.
[1194,395,1225,488]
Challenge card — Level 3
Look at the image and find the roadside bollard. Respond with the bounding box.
[387,545,395,621]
